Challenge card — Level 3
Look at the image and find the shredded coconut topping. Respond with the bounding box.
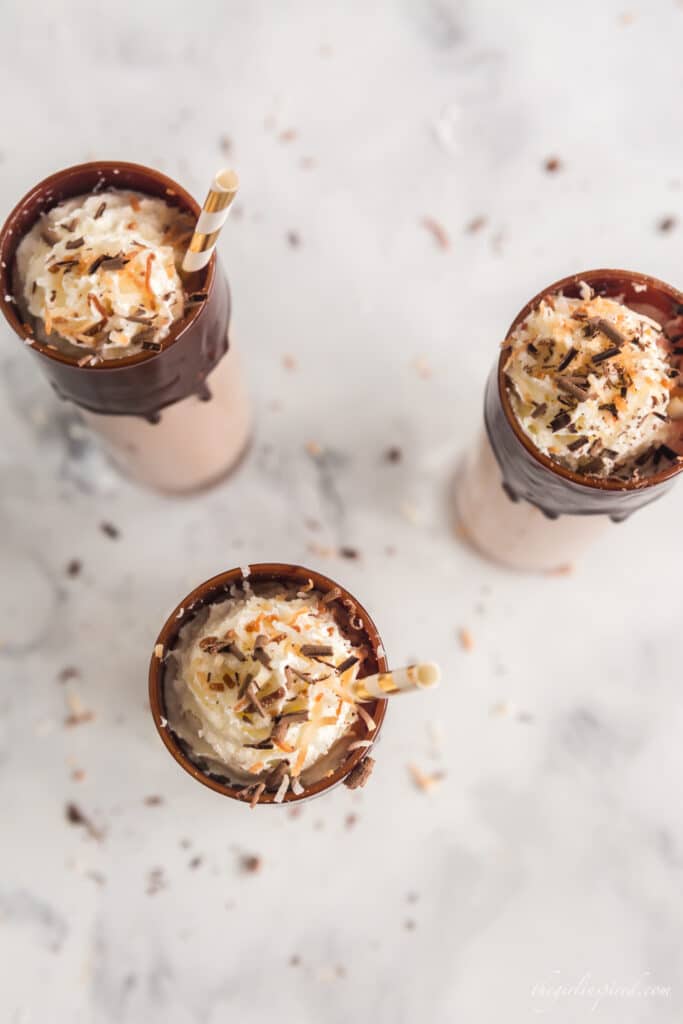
[504,288,680,478]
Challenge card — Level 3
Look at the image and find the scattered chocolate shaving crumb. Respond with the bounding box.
[404,919,416,931]
[345,813,358,829]
[65,237,85,250]
[544,156,562,173]
[146,867,166,895]
[422,217,450,249]
[65,802,102,840]
[301,643,333,657]
[279,128,298,142]
[188,855,203,869]
[282,353,297,370]
[144,795,164,806]
[385,446,402,463]
[658,216,677,233]
[459,627,474,651]
[290,955,301,967]
[66,558,82,577]
[219,135,232,155]
[57,666,80,684]
[339,546,359,560]
[465,215,487,234]
[100,521,120,539]
[94,201,106,220]
[287,231,301,248]
[241,854,262,873]
[344,756,375,790]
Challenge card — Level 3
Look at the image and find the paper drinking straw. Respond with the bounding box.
[350,662,440,702]
[182,168,239,273]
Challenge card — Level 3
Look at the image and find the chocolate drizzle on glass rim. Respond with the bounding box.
[487,269,683,520]
[148,564,387,806]
[0,161,230,421]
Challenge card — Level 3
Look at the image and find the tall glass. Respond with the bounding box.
[454,269,683,572]
[0,161,250,493]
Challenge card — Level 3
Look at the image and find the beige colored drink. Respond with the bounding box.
[455,270,683,572]
[0,162,250,493]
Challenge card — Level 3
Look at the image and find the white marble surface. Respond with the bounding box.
[2,1,683,1021]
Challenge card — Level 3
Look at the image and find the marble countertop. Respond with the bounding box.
[2,1,683,1021]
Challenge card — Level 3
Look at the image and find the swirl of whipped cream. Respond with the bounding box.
[504,288,679,477]
[169,589,363,785]
[14,190,193,360]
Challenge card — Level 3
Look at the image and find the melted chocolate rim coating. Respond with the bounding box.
[489,268,683,515]
[148,563,388,806]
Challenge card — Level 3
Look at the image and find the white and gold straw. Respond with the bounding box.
[350,662,441,702]
[182,168,239,273]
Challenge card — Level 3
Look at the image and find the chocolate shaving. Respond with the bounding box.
[557,377,590,402]
[48,258,80,272]
[300,644,333,657]
[657,443,678,463]
[592,345,622,365]
[247,681,268,717]
[237,673,254,699]
[65,237,85,250]
[41,226,61,245]
[99,256,129,272]
[531,402,547,419]
[277,710,309,724]
[261,686,286,708]
[582,456,605,475]
[94,201,107,220]
[549,411,572,432]
[557,347,577,371]
[594,319,627,347]
[226,642,246,662]
[344,756,375,791]
[244,738,275,750]
[599,402,619,419]
[567,436,589,451]
[635,448,654,467]
[123,313,155,324]
[199,635,219,650]
[208,682,225,691]
[336,655,359,674]
[141,341,162,352]
[526,341,538,355]
[253,635,272,668]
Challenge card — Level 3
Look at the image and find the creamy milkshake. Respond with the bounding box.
[149,564,387,805]
[455,270,683,571]
[0,162,250,492]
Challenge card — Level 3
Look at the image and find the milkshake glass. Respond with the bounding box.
[0,161,250,493]
[149,563,388,806]
[455,269,683,571]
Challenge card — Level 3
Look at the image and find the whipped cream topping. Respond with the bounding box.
[168,584,366,794]
[504,288,681,478]
[14,190,194,361]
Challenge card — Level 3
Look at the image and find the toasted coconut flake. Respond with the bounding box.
[356,704,376,732]
[273,773,290,803]
[291,777,305,796]
[408,762,443,793]
[347,739,372,751]
[154,644,164,659]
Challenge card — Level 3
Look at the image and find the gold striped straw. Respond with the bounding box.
[182,168,239,274]
[350,662,441,702]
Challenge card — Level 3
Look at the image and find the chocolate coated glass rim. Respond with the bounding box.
[148,563,388,805]
[487,268,683,517]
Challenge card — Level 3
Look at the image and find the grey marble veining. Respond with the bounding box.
[2,1,683,1021]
